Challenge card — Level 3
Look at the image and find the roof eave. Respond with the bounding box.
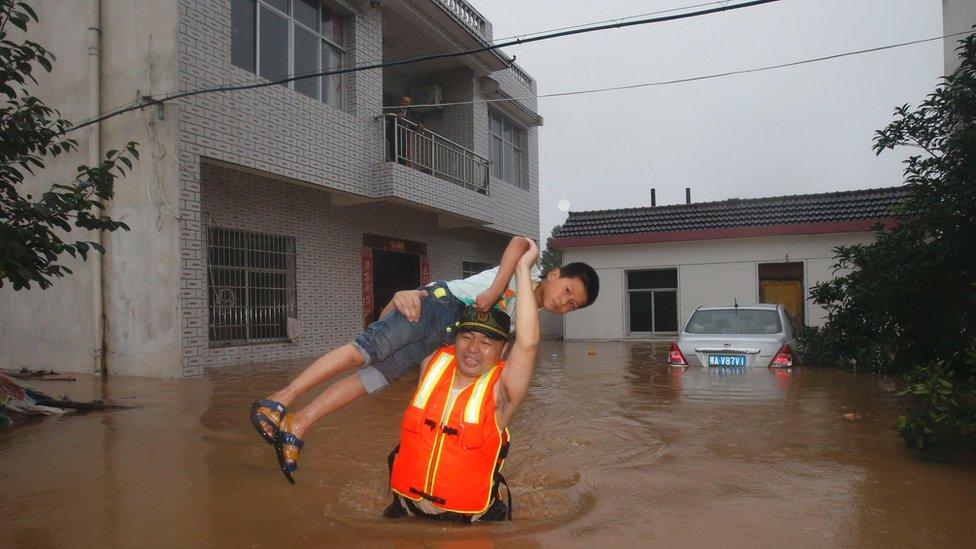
[551,218,898,249]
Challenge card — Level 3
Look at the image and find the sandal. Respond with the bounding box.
[250,398,286,444]
[274,414,305,484]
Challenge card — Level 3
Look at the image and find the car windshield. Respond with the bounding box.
[685,309,782,335]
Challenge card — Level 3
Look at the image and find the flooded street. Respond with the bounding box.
[3,340,976,548]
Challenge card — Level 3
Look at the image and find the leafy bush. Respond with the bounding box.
[801,32,976,450]
[0,0,139,290]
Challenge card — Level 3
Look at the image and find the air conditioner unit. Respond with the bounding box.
[410,85,443,110]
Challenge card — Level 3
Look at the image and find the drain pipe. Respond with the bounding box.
[89,0,106,376]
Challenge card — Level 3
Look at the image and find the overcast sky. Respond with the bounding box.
[471,0,945,240]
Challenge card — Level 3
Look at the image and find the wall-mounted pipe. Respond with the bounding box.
[89,0,105,376]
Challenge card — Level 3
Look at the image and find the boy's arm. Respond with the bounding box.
[381,289,427,322]
[495,240,540,429]
[474,236,532,312]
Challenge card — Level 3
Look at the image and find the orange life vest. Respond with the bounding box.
[390,345,510,515]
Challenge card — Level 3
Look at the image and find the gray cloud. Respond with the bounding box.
[472,0,944,239]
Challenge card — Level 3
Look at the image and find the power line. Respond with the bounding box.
[119,0,735,109]
[399,30,967,111]
[65,0,783,133]
[489,1,731,43]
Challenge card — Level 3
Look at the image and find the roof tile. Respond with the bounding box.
[557,186,909,238]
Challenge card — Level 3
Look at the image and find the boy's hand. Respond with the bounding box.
[392,289,426,322]
[518,239,539,270]
[473,289,502,312]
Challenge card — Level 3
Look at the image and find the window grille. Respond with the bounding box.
[207,227,297,346]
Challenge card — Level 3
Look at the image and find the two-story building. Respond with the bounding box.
[0,0,542,378]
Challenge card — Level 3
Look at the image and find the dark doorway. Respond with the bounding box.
[371,249,421,322]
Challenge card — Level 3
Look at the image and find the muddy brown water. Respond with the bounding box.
[3,340,976,548]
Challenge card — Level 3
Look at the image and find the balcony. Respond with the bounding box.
[380,1,508,77]
[433,0,491,42]
[382,113,490,195]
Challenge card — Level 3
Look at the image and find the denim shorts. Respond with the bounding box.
[353,281,465,394]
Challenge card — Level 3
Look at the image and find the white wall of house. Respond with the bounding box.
[0,0,182,377]
[944,0,976,75]
[560,231,876,340]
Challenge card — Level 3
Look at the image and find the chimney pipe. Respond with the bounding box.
[685,187,691,204]
[651,188,656,207]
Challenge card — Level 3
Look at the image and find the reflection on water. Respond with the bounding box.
[2,341,976,547]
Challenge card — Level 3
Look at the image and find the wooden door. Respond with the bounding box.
[760,280,804,328]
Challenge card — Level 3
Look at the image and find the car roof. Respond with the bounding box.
[695,304,781,311]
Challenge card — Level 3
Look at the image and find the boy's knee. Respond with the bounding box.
[342,342,368,364]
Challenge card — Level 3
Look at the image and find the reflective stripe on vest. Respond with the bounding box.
[464,365,496,424]
[412,351,452,410]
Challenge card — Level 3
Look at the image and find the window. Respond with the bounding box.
[208,227,297,346]
[231,0,345,108]
[489,110,527,189]
[627,269,678,333]
[685,309,783,335]
[462,261,493,278]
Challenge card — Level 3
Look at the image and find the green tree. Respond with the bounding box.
[800,32,976,451]
[540,224,563,275]
[0,0,138,290]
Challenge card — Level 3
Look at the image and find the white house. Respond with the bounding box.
[552,187,907,340]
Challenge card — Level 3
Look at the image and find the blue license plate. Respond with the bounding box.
[708,355,746,367]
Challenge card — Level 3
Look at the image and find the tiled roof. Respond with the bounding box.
[556,186,909,239]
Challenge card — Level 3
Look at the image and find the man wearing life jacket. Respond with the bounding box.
[384,240,540,523]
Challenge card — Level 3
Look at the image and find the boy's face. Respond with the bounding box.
[454,330,506,379]
[541,269,588,314]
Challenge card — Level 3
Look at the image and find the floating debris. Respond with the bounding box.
[0,372,122,427]
[5,368,77,382]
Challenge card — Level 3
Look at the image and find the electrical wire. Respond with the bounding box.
[488,1,731,43]
[167,0,738,94]
[397,30,969,111]
[64,0,783,133]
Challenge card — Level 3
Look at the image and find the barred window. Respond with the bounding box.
[231,0,346,109]
[208,227,297,346]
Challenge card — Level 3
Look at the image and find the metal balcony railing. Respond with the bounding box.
[382,113,490,195]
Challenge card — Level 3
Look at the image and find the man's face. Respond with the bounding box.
[454,330,505,378]
[541,270,588,314]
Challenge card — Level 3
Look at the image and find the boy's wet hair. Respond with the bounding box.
[557,263,600,307]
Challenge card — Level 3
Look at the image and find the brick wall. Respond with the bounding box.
[197,162,507,369]
[177,0,539,375]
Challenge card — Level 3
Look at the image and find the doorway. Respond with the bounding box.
[758,262,805,328]
[362,235,429,327]
[372,249,421,322]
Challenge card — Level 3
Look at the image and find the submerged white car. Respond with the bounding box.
[667,304,797,368]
